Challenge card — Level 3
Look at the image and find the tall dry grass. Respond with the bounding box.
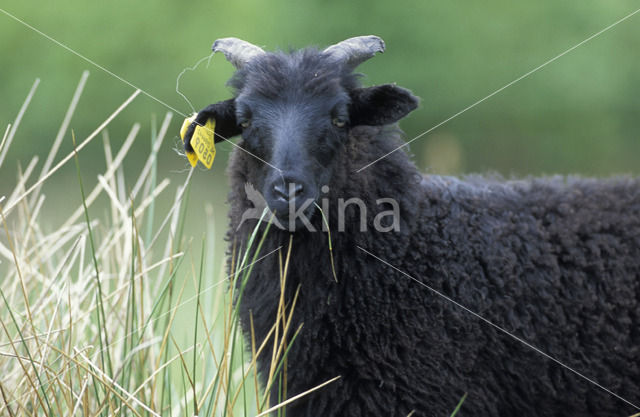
[0,74,302,417]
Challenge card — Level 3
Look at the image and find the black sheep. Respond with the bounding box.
[183,36,640,416]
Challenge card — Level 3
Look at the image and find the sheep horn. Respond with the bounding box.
[212,37,265,69]
[323,35,385,69]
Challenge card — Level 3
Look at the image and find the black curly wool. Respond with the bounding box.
[226,128,640,416]
[192,44,640,416]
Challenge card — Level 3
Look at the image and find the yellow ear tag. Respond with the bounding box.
[180,114,216,169]
[180,115,198,167]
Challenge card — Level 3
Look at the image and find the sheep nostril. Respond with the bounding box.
[291,183,304,198]
[273,183,289,201]
[272,182,304,201]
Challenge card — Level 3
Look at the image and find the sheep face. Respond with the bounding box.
[184,42,419,230]
[231,51,356,229]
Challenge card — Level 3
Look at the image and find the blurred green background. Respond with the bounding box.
[1,2,639,396]
[1,0,639,203]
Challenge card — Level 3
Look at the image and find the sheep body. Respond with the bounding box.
[228,125,640,416]
[184,38,640,416]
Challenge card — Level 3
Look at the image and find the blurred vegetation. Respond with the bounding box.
[1,0,639,194]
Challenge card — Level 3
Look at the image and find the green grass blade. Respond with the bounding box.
[72,131,113,380]
[0,288,54,416]
[450,392,468,417]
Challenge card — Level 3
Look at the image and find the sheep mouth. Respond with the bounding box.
[271,199,318,231]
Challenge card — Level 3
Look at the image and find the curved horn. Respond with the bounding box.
[323,35,385,69]
[212,37,265,69]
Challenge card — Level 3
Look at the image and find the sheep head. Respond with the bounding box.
[183,36,418,230]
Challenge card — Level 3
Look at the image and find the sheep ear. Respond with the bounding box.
[199,99,240,143]
[349,84,419,126]
[184,99,240,153]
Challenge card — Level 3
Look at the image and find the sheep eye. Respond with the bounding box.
[332,117,346,128]
[240,120,251,129]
